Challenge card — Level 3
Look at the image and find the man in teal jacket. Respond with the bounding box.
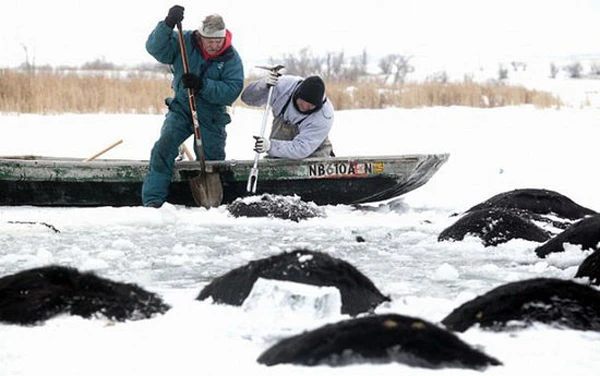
[142,5,244,207]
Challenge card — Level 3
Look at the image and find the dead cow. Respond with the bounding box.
[0,265,170,325]
[197,249,390,316]
[257,313,502,369]
[441,278,600,332]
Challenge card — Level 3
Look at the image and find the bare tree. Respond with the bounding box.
[563,62,583,79]
[269,48,369,82]
[323,51,344,81]
[510,61,527,71]
[20,44,34,72]
[378,54,394,75]
[270,47,322,77]
[497,64,509,80]
[378,54,414,84]
[81,57,117,71]
[426,71,449,84]
[355,49,369,77]
[589,62,600,76]
[549,63,559,79]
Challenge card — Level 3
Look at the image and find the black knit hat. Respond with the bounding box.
[295,76,325,106]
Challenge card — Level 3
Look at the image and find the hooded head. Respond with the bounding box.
[293,76,326,113]
[198,14,226,38]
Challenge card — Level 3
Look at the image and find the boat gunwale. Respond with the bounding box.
[0,154,448,173]
[0,154,449,206]
[0,154,447,167]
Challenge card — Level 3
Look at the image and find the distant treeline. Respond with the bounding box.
[3,47,564,113]
[16,48,600,82]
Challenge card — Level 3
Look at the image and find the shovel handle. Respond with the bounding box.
[246,65,285,193]
[246,86,274,193]
[177,22,206,172]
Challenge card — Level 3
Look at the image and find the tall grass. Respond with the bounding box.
[0,69,560,114]
[327,81,560,109]
[0,69,172,114]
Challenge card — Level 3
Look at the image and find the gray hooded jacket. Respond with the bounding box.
[241,75,334,159]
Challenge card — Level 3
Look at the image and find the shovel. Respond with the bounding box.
[246,65,285,193]
[176,22,223,208]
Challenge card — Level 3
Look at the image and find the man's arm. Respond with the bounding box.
[145,21,179,64]
[240,78,270,106]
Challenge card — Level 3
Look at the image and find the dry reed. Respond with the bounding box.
[325,81,560,110]
[0,69,560,114]
[0,69,172,114]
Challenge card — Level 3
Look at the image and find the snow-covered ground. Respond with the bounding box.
[1,77,600,375]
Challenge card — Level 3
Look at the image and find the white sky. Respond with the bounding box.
[2,0,600,70]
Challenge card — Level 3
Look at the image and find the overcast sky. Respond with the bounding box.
[2,0,600,70]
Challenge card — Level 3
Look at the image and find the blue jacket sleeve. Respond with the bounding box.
[146,21,179,65]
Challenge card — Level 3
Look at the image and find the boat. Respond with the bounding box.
[0,154,449,207]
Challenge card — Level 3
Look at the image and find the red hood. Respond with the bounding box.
[198,29,233,59]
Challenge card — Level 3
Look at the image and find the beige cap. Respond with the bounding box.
[198,14,226,38]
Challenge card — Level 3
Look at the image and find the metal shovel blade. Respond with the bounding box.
[247,167,259,193]
[189,172,223,208]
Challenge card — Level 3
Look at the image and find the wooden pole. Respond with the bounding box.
[182,144,195,161]
[83,139,123,162]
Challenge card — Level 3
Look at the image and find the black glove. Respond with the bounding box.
[165,5,184,28]
[182,73,203,92]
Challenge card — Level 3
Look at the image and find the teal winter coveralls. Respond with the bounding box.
[142,21,244,206]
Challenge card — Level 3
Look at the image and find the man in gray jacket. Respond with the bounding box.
[241,73,334,159]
